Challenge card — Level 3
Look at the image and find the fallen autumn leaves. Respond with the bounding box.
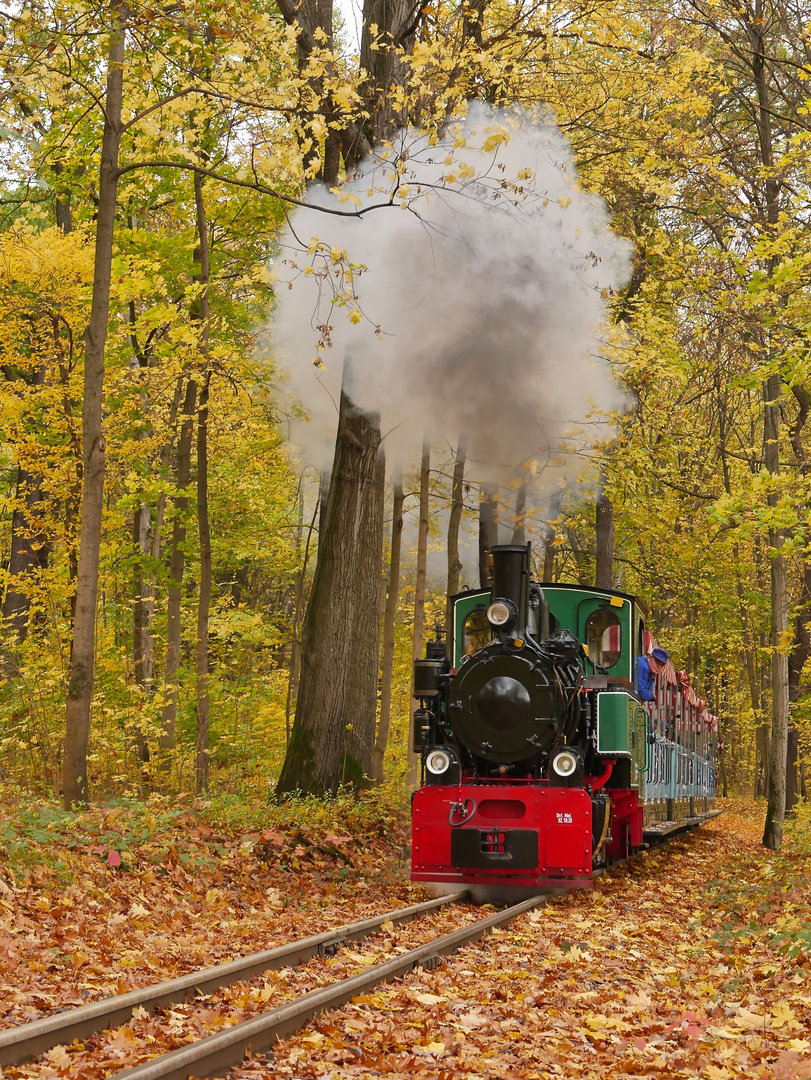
[259,805,811,1080]
[1,801,810,1080]
[0,794,416,1032]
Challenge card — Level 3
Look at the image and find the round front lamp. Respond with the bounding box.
[425,749,452,776]
[551,749,578,778]
[487,600,513,628]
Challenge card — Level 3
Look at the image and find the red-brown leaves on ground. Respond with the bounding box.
[264,806,811,1080]
[2,801,811,1080]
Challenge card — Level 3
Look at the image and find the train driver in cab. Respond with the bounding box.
[637,646,669,701]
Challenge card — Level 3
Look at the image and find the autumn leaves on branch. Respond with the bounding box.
[0,0,809,846]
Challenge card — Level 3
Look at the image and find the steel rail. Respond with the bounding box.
[113,891,550,1080]
[0,890,468,1067]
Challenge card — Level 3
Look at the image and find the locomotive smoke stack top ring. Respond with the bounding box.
[490,544,531,639]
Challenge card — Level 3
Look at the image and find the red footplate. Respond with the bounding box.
[412,784,593,888]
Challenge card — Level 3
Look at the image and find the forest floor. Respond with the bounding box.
[0,795,809,1079]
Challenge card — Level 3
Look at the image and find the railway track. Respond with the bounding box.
[0,890,469,1067]
[0,812,721,1080]
[0,889,550,1080]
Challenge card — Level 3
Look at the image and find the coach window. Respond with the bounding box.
[585,608,622,671]
[463,608,492,656]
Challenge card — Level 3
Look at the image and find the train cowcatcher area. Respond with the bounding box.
[0,801,810,1080]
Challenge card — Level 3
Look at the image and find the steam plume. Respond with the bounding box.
[272,103,630,496]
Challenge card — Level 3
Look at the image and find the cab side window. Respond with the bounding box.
[463,607,491,656]
[585,607,622,670]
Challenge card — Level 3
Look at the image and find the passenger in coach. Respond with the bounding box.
[636,647,669,701]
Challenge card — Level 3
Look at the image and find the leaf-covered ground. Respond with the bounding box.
[260,805,811,1080]
[1,800,810,1080]
[0,792,420,1030]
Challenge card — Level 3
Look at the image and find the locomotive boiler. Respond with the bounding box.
[411,544,717,898]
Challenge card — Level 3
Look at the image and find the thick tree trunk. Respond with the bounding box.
[341,442,386,786]
[275,387,385,796]
[358,0,417,144]
[159,377,197,772]
[445,434,467,647]
[478,483,497,588]
[318,457,331,539]
[62,12,125,808]
[595,491,614,589]
[273,0,416,798]
[373,471,404,783]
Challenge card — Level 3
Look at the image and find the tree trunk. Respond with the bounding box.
[744,0,787,850]
[132,501,153,771]
[132,503,154,692]
[193,166,212,797]
[720,389,762,725]
[357,0,417,145]
[511,482,527,546]
[543,524,555,582]
[478,483,497,588]
[445,434,467,648]
[595,491,614,589]
[408,433,432,786]
[786,727,798,814]
[159,377,197,774]
[318,455,331,540]
[132,375,184,779]
[763,371,788,849]
[2,460,51,664]
[62,11,125,809]
[285,495,319,744]
[786,388,810,813]
[275,387,385,796]
[341,441,386,786]
[272,0,416,799]
[373,471,404,783]
[195,373,211,794]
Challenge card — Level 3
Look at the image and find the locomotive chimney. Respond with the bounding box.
[490,543,531,639]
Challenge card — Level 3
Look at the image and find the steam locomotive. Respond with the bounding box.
[411,544,717,898]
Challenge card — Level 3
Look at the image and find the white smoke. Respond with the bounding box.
[271,102,630,498]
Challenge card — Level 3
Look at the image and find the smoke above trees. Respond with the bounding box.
[272,102,631,496]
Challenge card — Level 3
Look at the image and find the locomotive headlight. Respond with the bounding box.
[425,749,452,776]
[487,600,514,628]
[552,750,578,778]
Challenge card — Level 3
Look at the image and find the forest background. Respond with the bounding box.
[0,0,809,844]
